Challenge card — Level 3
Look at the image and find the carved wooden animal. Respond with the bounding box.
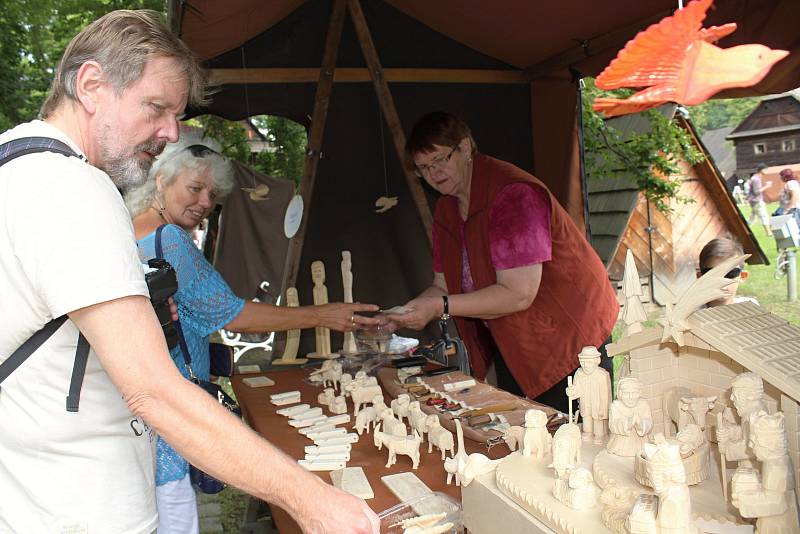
[408,402,428,442]
[372,394,388,413]
[339,373,353,396]
[444,455,458,485]
[317,387,335,406]
[425,415,454,460]
[460,453,500,487]
[391,394,412,423]
[453,419,469,487]
[353,405,377,435]
[329,395,347,415]
[549,422,582,478]
[378,408,407,437]
[522,409,552,458]
[313,361,342,391]
[502,425,525,452]
[663,386,716,436]
[374,424,421,469]
[345,382,382,415]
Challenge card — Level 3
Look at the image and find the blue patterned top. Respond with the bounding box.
[137,224,245,486]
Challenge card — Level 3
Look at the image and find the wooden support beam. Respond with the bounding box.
[346,0,433,244]
[523,10,670,79]
[209,67,528,85]
[280,0,347,295]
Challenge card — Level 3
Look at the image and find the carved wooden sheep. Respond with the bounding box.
[345,381,382,415]
[425,414,455,459]
[372,393,388,413]
[378,408,407,437]
[309,360,342,390]
[373,424,421,469]
[339,373,353,396]
[549,422,582,478]
[329,395,347,414]
[459,453,500,487]
[663,386,716,436]
[353,405,377,435]
[409,402,428,442]
[522,409,552,458]
[391,394,412,423]
[317,387,335,406]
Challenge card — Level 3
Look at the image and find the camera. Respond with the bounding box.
[144,258,179,349]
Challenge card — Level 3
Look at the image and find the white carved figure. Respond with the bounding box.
[642,435,698,534]
[549,410,581,478]
[378,408,407,437]
[273,287,306,364]
[353,405,377,435]
[717,373,769,473]
[444,455,459,485]
[340,251,357,354]
[372,394,388,414]
[390,512,454,534]
[310,360,342,391]
[329,395,347,415]
[501,425,525,452]
[566,346,611,444]
[522,409,552,458]
[310,260,332,358]
[345,381,382,416]
[424,414,455,460]
[607,377,653,457]
[317,387,335,406]
[459,453,501,488]
[391,394,412,423]
[339,373,353,396]
[731,411,799,533]
[662,386,716,437]
[621,249,648,337]
[453,419,469,487]
[675,424,705,458]
[373,424,421,469]
[408,402,428,441]
[553,467,598,510]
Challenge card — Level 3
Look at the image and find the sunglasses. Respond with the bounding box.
[699,266,742,279]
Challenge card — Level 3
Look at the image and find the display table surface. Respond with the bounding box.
[231,367,508,533]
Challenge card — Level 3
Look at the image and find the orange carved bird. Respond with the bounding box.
[593,0,788,118]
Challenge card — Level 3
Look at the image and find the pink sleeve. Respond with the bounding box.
[489,183,552,270]
[432,221,443,273]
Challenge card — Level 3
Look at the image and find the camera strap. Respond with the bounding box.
[0,136,91,412]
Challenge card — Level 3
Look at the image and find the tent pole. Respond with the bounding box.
[347,0,434,244]
[279,0,347,297]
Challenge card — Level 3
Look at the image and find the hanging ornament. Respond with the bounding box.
[592,0,788,118]
[374,196,399,213]
[241,183,270,201]
[373,96,399,214]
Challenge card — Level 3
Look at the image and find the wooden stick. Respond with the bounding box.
[568,375,573,424]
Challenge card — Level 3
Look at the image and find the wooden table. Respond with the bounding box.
[231,367,505,533]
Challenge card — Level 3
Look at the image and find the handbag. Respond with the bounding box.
[209,342,234,378]
[155,225,241,494]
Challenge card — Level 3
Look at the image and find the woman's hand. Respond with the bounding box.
[314,302,381,332]
[388,296,443,330]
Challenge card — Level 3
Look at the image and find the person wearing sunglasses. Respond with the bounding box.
[125,136,380,533]
[390,112,619,414]
[698,237,758,307]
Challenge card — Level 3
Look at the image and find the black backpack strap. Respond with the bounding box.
[1,136,86,411]
[0,316,69,390]
[0,136,79,166]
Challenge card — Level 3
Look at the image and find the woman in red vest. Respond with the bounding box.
[391,112,619,412]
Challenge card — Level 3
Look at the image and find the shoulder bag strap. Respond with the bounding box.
[154,224,198,381]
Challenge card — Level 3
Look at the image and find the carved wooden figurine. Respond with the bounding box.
[272,287,307,365]
[309,260,332,358]
[373,424,421,469]
[522,409,552,458]
[377,408,407,437]
[566,346,611,444]
[662,386,716,437]
[607,377,653,457]
[553,467,598,510]
[502,426,525,452]
[340,251,357,354]
[344,381,382,416]
[329,395,348,415]
[731,411,799,533]
[317,387,335,406]
[425,414,455,460]
[549,409,581,478]
[642,435,698,534]
[391,394,412,424]
[353,405,377,435]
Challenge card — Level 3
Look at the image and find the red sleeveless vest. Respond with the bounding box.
[435,154,619,398]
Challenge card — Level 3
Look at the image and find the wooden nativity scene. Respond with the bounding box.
[460,249,800,534]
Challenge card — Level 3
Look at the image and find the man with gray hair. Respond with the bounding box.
[0,10,378,534]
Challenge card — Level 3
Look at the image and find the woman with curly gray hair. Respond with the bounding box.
[125,138,379,534]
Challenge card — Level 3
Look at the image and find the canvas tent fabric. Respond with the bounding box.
[172,0,800,351]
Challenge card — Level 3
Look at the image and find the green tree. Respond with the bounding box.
[687,97,760,135]
[0,1,166,130]
[582,78,704,213]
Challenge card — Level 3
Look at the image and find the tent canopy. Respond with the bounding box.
[170,0,800,349]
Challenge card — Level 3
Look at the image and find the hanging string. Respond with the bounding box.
[240,47,258,191]
[376,96,389,197]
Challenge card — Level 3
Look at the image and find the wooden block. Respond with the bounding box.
[330,467,374,499]
[276,404,310,417]
[288,407,323,421]
[289,415,329,428]
[305,444,352,455]
[299,423,336,436]
[270,391,301,405]
[307,428,348,441]
[381,472,432,509]
[305,451,351,462]
[443,379,476,391]
[298,459,346,471]
[242,376,275,387]
[238,364,262,374]
[313,434,359,446]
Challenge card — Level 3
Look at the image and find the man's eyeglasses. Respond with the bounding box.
[414,146,457,178]
[699,266,743,279]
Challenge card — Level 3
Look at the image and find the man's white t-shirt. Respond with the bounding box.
[0,121,157,533]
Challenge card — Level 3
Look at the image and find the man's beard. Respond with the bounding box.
[101,136,165,192]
